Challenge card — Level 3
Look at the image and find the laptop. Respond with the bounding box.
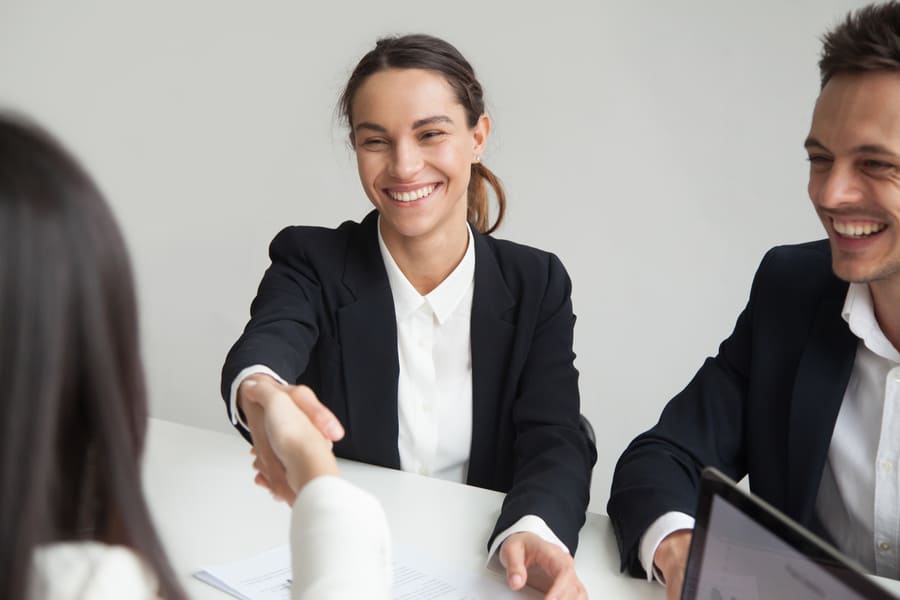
[681,467,898,600]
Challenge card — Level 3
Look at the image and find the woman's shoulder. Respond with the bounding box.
[29,541,160,600]
[268,211,378,263]
[478,232,570,281]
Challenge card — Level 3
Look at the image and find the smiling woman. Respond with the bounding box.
[221,34,596,599]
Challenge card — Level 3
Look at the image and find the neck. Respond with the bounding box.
[381,222,469,296]
[869,277,900,354]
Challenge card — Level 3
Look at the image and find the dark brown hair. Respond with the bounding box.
[339,34,506,234]
[819,1,900,87]
[0,114,186,599]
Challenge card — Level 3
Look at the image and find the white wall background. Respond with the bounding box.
[0,0,869,512]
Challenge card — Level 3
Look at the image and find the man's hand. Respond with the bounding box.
[654,530,692,600]
[499,532,586,599]
[238,375,344,502]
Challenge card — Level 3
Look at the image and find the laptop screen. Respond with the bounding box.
[682,468,897,600]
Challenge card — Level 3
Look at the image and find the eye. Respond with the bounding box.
[861,158,896,174]
[806,154,832,172]
[420,130,446,142]
[360,138,389,150]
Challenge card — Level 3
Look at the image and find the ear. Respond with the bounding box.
[348,131,357,150]
[472,113,490,160]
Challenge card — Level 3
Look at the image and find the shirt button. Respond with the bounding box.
[880,542,892,552]
[883,461,894,472]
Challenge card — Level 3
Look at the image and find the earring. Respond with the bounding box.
[474,155,481,163]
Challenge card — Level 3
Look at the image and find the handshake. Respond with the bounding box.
[238,376,346,502]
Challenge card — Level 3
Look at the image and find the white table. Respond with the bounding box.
[142,418,660,599]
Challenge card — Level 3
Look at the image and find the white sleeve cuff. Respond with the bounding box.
[485,514,570,574]
[228,365,288,431]
[639,511,695,584]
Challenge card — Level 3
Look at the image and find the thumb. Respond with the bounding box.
[500,538,527,591]
[288,385,345,441]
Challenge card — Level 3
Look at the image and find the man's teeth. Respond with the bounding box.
[389,185,435,202]
[833,220,887,238]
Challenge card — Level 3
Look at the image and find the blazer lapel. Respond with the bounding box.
[468,232,516,485]
[787,280,856,525]
[337,211,401,469]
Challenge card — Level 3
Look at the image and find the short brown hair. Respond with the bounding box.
[819,1,900,88]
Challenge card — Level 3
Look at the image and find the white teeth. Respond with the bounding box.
[388,184,435,202]
[833,220,887,238]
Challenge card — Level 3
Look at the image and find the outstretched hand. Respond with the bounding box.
[499,532,586,600]
[239,376,344,501]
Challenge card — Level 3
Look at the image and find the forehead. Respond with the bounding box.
[351,68,464,127]
[809,72,900,152]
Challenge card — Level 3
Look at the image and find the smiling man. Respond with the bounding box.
[608,3,900,599]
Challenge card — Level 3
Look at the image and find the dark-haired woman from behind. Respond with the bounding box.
[0,114,187,600]
[0,114,391,600]
[222,33,596,599]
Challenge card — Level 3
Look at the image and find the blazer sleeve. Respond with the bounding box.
[220,228,326,438]
[490,253,597,554]
[606,258,763,578]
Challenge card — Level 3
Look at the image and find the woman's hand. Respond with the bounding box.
[239,376,344,501]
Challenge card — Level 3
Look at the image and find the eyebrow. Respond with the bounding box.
[412,115,453,129]
[804,136,899,157]
[354,115,454,134]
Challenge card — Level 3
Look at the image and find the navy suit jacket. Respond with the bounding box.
[607,240,856,577]
[222,210,597,552]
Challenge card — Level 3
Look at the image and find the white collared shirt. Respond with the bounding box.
[816,283,900,578]
[376,221,474,483]
[640,282,900,582]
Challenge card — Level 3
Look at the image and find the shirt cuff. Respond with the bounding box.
[485,515,570,574]
[639,511,695,584]
[228,365,288,431]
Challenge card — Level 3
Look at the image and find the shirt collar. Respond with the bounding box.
[377,218,475,324]
[842,282,900,362]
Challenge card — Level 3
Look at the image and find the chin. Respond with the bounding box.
[831,258,899,284]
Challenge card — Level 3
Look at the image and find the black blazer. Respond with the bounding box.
[222,210,597,552]
[607,240,856,577]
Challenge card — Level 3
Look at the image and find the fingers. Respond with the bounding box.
[499,536,528,591]
[501,533,586,600]
[287,385,345,442]
[241,386,296,504]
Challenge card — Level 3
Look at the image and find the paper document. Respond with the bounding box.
[194,544,480,599]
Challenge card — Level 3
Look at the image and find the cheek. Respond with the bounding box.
[807,173,823,205]
[430,143,471,178]
[355,154,380,186]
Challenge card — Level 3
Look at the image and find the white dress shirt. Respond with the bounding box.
[816,283,900,578]
[229,218,568,560]
[378,222,474,482]
[639,282,900,582]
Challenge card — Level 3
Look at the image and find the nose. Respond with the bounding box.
[812,161,863,210]
[389,140,423,180]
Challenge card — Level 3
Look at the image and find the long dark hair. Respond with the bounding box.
[0,114,185,599]
[339,33,506,234]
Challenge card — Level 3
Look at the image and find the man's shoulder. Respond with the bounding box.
[752,239,846,307]
[762,239,832,268]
